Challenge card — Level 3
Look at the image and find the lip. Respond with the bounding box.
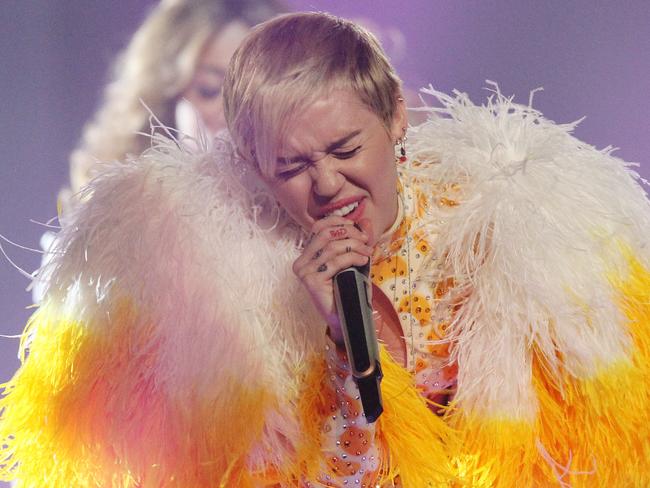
[321,197,366,223]
[317,196,365,219]
[345,197,366,222]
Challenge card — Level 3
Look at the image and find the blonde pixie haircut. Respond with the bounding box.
[223,12,402,176]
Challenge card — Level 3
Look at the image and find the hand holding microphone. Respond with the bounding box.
[293,216,383,422]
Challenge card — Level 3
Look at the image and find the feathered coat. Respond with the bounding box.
[1,87,649,487]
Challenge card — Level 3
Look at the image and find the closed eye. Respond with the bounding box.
[197,85,222,99]
[276,160,311,180]
[332,145,361,160]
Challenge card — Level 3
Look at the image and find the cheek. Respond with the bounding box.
[370,153,399,225]
[195,99,225,125]
[180,85,223,116]
[272,181,314,228]
[204,110,226,134]
[370,146,397,188]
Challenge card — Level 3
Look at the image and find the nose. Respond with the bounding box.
[309,157,345,198]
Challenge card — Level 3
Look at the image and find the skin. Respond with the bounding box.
[261,89,407,347]
[179,21,250,135]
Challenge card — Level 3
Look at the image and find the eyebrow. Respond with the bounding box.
[277,130,362,165]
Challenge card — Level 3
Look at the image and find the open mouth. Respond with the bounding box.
[326,200,360,218]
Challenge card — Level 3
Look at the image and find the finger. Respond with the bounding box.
[295,239,370,279]
[297,224,368,268]
[311,222,368,248]
[310,215,360,235]
[308,218,369,247]
[357,217,374,245]
[302,251,370,283]
[312,238,373,266]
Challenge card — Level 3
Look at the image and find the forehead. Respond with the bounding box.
[279,90,380,155]
[199,21,250,72]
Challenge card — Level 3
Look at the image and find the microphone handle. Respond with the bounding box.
[333,265,383,423]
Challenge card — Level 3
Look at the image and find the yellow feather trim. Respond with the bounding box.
[376,347,458,485]
[298,347,457,486]
[0,300,275,487]
[3,250,649,486]
[449,250,650,487]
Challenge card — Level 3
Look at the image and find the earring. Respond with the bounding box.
[398,128,407,163]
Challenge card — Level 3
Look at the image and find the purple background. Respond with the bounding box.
[0,2,648,478]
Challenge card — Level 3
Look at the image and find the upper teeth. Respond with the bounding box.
[328,201,359,218]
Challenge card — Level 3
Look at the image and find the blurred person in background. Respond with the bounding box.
[31,0,285,302]
[61,0,285,213]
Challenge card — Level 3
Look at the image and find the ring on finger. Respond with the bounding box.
[312,248,323,260]
[345,245,352,253]
[317,263,328,273]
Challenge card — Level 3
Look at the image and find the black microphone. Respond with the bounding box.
[333,263,383,423]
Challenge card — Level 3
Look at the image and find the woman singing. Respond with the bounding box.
[2,12,649,487]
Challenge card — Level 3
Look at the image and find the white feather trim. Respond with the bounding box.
[39,131,324,466]
[35,85,650,435]
[407,84,650,420]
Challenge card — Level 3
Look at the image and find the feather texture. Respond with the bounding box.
[1,133,326,485]
[407,86,650,485]
[408,84,650,421]
[2,87,650,485]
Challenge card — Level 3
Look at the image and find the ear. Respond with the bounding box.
[389,93,408,142]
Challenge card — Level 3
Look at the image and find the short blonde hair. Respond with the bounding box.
[223,12,402,175]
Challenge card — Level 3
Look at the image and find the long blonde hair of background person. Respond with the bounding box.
[62,0,284,213]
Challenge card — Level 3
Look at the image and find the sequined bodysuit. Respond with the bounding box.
[314,168,462,487]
